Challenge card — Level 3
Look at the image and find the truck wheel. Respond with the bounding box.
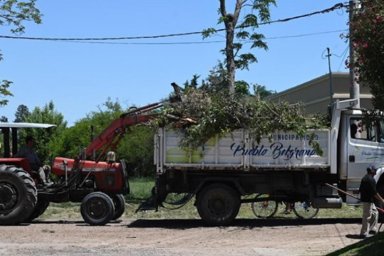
[27,199,50,222]
[293,201,319,219]
[111,194,125,220]
[251,194,278,218]
[196,183,240,226]
[0,165,37,225]
[80,192,115,225]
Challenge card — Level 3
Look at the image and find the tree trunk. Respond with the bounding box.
[220,0,243,94]
[225,17,236,94]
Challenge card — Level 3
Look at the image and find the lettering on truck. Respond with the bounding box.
[230,142,317,160]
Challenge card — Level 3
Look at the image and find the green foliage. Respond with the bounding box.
[49,120,92,158]
[205,0,276,92]
[0,0,41,33]
[200,62,229,93]
[18,101,67,164]
[183,74,200,89]
[117,126,155,177]
[349,0,384,109]
[253,84,275,99]
[51,98,156,177]
[126,177,155,202]
[158,87,325,150]
[234,80,250,95]
[202,27,217,38]
[0,0,41,107]
[51,98,123,158]
[0,81,13,106]
[14,104,29,122]
[236,53,257,70]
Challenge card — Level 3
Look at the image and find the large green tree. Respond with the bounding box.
[50,99,122,159]
[14,104,30,122]
[349,0,384,109]
[19,101,67,164]
[51,99,156,177]
[0,0,41,105]
[203,0,276,93]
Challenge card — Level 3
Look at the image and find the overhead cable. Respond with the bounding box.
[53,29,347,46]
[0,3,348,42]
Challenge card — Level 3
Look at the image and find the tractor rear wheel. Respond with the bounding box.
[0,165,37,225]
[111,194,125,220]
[27,198,50,222]
[80,192,115,225]
[196,183,240,226]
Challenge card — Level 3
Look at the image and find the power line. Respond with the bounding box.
[265,29,347,40]
[337,45,349,71]
[0,3,349,42]
[28,29,347,46]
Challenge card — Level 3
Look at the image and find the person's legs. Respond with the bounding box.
[38,167,47,183]
[361,202,371,236]
[369,203,378,233]
[38,166,52,185]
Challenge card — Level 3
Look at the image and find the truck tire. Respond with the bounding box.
[196,183,240,226]
[27,199,50,222]
[111,194,125,220]
[0,165,37,225]
[80,192,115,225]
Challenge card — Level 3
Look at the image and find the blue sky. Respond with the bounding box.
[0,1,349,126]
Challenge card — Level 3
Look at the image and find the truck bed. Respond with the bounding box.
[155,128,330,173]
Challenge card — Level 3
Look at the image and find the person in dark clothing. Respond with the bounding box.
[359,165,384,238]
[15,135,51,185]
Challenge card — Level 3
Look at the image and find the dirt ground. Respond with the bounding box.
[0,217,366,256]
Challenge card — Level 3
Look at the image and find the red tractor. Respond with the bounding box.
[0,102,162,225]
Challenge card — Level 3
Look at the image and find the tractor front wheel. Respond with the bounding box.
[111,194,125,220]
[80,192,115,225]
[0,165,37,225]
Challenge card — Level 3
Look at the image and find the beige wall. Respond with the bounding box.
[267,72,373,115]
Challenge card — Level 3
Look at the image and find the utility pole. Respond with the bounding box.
[349,0,361,107]
[326,47,333,104]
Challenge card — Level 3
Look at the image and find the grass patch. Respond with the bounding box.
[126,177,155,203]
[41,177,363,220]
[42,202,81,220]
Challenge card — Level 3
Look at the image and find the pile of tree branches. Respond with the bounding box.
[154,87,327,150]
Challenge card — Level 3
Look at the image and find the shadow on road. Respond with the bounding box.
[27,219,124,226]
[127,217,361,229]
[20,218,362,230]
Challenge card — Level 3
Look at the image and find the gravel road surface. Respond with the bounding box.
[0,218,364,256]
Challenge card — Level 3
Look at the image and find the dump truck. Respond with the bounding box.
[146,98,384,225]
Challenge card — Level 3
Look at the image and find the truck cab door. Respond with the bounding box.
[346,116,384,203]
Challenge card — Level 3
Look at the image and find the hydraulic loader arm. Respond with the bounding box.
[83,102,163,160]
